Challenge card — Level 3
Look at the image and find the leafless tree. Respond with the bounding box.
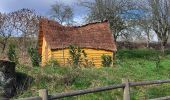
[137,19,152,47]
[50,2,74,25]
[119,25,148,42]
[0,13,15,53]
[79,0,133,42]
[148,0,170,53]
[10,8,40,50]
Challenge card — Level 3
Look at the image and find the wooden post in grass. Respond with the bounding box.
[39,89,48,100]
[122,79,130,100]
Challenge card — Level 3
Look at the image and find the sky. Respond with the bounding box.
[0,0,88,24]
[0,0,163,42]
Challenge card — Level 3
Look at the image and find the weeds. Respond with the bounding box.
[45,58,60,67]
[28,47,41,67]
[13,49,170,99]
[7,44,18,64]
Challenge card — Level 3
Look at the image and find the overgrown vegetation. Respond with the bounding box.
[13,49,170,99]
[68,45,94,67]
[45,58,60,67]
[28,47,41,67]
[7,43,18,64]
[68,45,82,67]
[101,54,112,67]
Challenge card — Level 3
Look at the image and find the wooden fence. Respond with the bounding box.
[16,79,170,100]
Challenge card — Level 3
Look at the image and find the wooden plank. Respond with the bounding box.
[15,96,41,100]
[150,96,170,100]
[39,89,48,100]
[122,79,130,100]
[130,80,170,86]
[49,84,125,99]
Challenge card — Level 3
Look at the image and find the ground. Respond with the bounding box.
[14,49,170,100]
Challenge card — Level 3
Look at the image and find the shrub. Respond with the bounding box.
[28,47,41,67]
[68,45,95,67]
[117,49,159,59]
[101,54,112,67]
[68,45,82,67]
[45,58,60,67]
[81,50,95,67]
[7,44,18,64]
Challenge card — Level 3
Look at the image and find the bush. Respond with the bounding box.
[68,45,82,67]
[7,44,18,64]
[45,58,60,67]
[117,49,159,59]
[101,55,112,67]
[28,47,41,67]
[81,50,95,67]
[68,45,95,67]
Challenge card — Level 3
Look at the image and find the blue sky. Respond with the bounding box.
[0,0,160,41]
[0,0,88,24]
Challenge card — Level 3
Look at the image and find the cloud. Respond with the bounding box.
[0,0,88,24]
[0,0,55,15]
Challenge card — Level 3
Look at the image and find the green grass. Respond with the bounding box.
[14,49,170,100]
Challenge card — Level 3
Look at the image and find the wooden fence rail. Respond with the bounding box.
[16,79,170,100]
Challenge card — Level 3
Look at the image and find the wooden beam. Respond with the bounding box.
[122,79,130,100]
[49,84,125,99]
[130,80,170,86]
[15,96,42,100]
[150,96,170,100]
[39,89,48,100]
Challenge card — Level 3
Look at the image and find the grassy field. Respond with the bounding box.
[14,49,170,100]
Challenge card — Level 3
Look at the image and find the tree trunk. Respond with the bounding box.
[146,33,150,48]
[146,40,150,48]
[1,43,6,53]
[160,41,166,55]
[146,29,150,48]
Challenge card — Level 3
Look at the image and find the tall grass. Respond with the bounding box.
[14,49,170,99]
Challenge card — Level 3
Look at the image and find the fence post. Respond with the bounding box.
[39,89,48,100]
[122,79,130,100]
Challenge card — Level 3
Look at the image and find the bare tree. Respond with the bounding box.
[148,0,170,53]
[0,13,15,53]
[119,25,148,42]
[137,19,152,48]
[79,0,133,42]
[50,2,74,25]
[10,8,39,50]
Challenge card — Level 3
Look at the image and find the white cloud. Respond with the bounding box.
[0,0,87,23]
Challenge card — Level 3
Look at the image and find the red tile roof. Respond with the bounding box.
[39,19,116,52]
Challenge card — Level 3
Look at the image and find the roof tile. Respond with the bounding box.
[39,19,117,51]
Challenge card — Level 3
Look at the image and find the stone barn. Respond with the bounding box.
[38,19,116,67]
